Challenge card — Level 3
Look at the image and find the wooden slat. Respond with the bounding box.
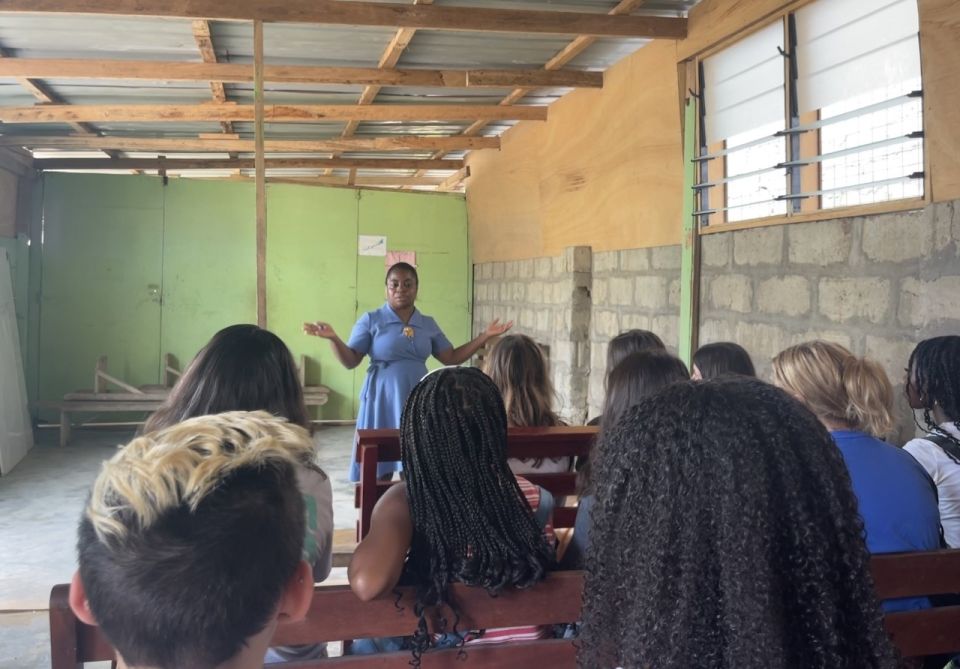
[0,104,548,123]
[871,549,960,599]
[437,166,470,192]
[0,1,688,38]
[0,135,500,152]
[192,20,234,136]
[265,175,457,187]
[254,19,266,329]
[0,59,603,89]
[33,157,464,170]
[885,607,960,659]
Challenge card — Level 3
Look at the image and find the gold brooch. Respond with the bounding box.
[402,326,415,339]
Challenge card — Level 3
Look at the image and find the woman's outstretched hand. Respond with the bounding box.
[303,321,338,340]
[484,318,514,339]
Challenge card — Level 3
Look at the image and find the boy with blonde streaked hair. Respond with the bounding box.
[69,411,316,669]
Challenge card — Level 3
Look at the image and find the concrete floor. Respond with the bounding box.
[0,424,358,669]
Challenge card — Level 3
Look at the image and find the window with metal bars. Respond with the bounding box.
[693,0,924,228]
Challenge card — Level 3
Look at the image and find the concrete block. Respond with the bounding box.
[862,209,933,263]
[701,233,731,268]
[818,278,891,324]
[504,261,518,279]
[536,309,551,333]
[565,246,592,273]
[534,257,554,279]
[475,284,487,302]
[527,281,545,304]
[553,282,570,305]
[592,277,609,306]
[933,201,955,252]
[554,308,571,332]
[898,276,960,327]
[698,318,735,344]
[519,260,535,279]
[520,309,537,329]
[652,314,679,351]
[491,262,504,280]
[865,335,915,385]
[669,279,681,308]
[734,226,784,266]
[787,219,853,265]
[620,312,652,332]
[635,276,668,310]
[620,247,650,271]
[590,341,608,370]
[788,329,853,352]
[487,283,499,302]
[571,303,592,340]
[651,245,682,270]
[552,340,574,366]
[757,276,811,317]
[734,321,788,365]
[609,277,634,306]
[593,250,619,273]
[708,274,753,313]
[552,255,565,275]
[594,309,620,338]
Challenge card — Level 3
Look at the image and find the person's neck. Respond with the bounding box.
[391,305,415,322]
[932,406,951,426]
[821,417,856,432]
[116,622,276,669]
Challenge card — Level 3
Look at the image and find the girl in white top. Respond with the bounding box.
[903,336,960,547]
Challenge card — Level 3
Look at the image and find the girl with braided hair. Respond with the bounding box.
[348,366,556,663]
[580,377,899,669]
[904,335,960,547]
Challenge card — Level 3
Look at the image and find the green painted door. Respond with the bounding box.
[38,174,165,419]
[266,184,360,420]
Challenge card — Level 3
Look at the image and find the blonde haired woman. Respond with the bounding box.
[772,341,941,612]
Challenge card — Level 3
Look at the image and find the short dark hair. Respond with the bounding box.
[78,412,311,669]
[607,329,666,373]
[580,378,897,668]
[144,324,309,433]
[692,341,756,379]
[386,262,419,285]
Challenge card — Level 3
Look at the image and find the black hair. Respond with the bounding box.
[693,341,757,379]
[580,350,688,494]
[607,329,666,373]
[400,367,554,663]
[144,324,309,433]
[78,461,305,669]
[386,262,419,285]
[580,377,898,669]
[907,336,960,454]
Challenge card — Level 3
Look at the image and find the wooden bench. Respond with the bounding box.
[355,426,597,538]
[46,550,960,667]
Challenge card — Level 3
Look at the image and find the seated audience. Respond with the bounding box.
[483,333,570,474]
[579,378,899,669]
[904,335,960,547]
[144,323,333,662]
[68,412,316,669]
[691,341,756,379]
[772,340,941,612]
[564,350,688,568]
[348,367,555,664]
[587,328,667,426]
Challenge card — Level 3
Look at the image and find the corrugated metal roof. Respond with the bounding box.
[0,0,700,189]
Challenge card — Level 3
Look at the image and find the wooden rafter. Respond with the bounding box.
[0,104,548,124]
[437,166,470,192]
[0,135,500,153]
[0,1,688,39]
[192,20,234,136]
[34,157,464,170]
[0,59,603,89]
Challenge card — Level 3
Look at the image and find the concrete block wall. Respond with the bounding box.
[587,245,682,419]
[698,200,960,441]
[472,246,592,423]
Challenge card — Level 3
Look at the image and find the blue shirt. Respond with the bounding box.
[831,430,942,612]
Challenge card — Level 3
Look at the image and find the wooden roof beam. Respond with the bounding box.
[0,104,548,124]
[0,1,687,38]
[0,59,604,89]
[0,134,500,152]
[192,20,234,137]
[34,156,463,170]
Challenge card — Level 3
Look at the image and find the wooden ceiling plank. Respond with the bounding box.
[34,156,464,170]
[0,1,687,39]
[0,134,500,152]
[192,20,236,143]
[437,166,470,192]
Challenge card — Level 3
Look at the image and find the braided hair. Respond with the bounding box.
[580,377,898,669]
[400,367,554,662]
[907,336,960,458]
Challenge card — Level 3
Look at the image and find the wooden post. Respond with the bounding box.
[254,19,266,328]
[678,93,700,366]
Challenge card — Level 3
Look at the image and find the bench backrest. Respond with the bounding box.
[49,550,960,667]
[355,426,597,538]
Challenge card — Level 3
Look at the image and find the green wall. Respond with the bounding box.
[0,234,28,362]
[31,174,470,421]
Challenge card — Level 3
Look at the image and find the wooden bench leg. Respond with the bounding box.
[60,411,71,448]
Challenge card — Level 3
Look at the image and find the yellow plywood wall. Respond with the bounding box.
[467,0,960,263]
[467,40,684,263]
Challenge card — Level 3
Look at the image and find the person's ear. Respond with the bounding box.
[68,571,98,627]
[276,560,314,624]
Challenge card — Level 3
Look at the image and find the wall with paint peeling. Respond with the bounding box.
[26,174,470,422]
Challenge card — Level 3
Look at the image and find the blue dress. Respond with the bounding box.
[347,303,452,481]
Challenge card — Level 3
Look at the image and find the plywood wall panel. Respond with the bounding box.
[920,0,960,203]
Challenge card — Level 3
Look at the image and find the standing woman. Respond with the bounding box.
[305,262,511,481]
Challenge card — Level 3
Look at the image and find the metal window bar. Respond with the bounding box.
[694,163,785,189]
[778,132,923,168]
[784,13,801,213]
[696,60,710,226]
[775,172,924,201]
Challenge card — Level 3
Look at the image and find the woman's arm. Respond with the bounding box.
[348,483,413,601]
[303,321,364,369]
[434,318,513,366]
